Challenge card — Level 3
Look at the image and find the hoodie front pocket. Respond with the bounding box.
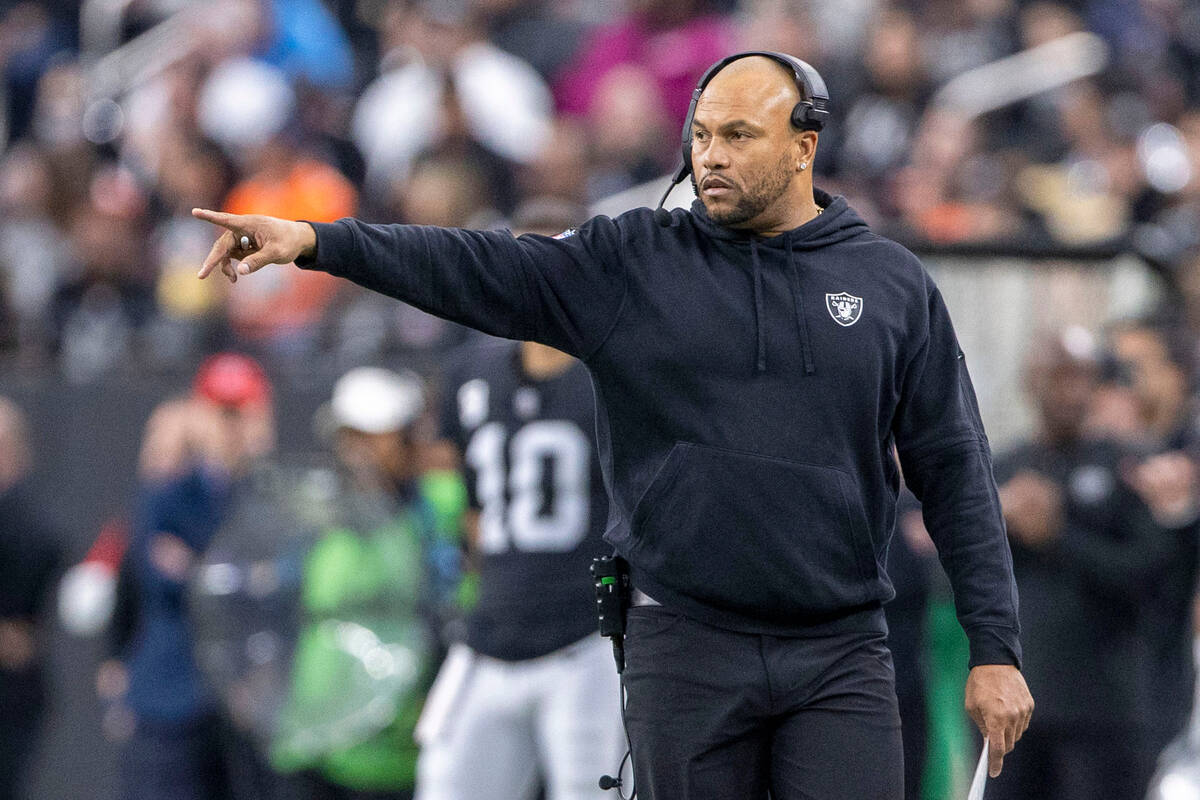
[629,442,877,621]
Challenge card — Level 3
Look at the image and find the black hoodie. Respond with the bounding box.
[299,189,1021,667]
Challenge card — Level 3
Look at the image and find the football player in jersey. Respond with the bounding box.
[413,203,624,800]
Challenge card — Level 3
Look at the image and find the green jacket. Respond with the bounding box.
[271,471,466,791]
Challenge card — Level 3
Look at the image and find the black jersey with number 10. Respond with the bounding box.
[440,338,610,661]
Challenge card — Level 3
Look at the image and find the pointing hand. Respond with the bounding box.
[192,208,317,283]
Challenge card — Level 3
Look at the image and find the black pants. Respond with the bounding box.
[120,715,232,800]
[622,606,904,800]
[0,701,43,800]
[120,714,278,800]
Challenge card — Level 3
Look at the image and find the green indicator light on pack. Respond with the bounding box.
[601,576,616,586]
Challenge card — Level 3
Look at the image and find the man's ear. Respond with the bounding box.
[791,131,819,172]
[800,131,819,166]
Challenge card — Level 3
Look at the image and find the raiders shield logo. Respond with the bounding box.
[825,292,863,326]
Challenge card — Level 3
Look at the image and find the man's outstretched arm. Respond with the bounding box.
[192,209,628,359]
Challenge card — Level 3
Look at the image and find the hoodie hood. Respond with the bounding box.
[688,187,871,249]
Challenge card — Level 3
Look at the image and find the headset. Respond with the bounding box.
[654,50,831,225]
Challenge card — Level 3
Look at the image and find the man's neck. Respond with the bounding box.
[742,184,822,238]
[754,200,822,237]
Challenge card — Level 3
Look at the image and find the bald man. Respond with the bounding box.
[194,52,1032,799]
[0,398,60,800]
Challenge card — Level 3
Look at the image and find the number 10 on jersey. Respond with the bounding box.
[464,420,591,554]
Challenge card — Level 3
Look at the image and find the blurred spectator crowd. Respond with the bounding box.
[4,2,1200,798]
[1,0,1200,379]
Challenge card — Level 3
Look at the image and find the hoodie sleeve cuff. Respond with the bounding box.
[966,625,1022,669]
[294,220,356,274]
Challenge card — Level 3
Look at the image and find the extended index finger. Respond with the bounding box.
[988,727,1006,777]
[199,230,235,280]
[988,734,1008,777]
[191,207,240,229]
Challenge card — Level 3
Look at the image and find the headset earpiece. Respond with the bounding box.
[791,100,828,132]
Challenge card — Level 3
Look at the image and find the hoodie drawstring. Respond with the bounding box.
[786,245,816,375]
[750,238,767,373]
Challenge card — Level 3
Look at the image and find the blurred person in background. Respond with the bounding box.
[351,0,552,215]
[413,200,623,800]
[735,0,826,66]
[1149,136,1200,283]
[1015,79,1142,245]
[121,58,213,189]
[107,352,274,800]
[514,118,591,207]
[471,0,587,82]
[0,142,70,358]
[917,0,1017,85]
[1104,319,1198,451]
[1174,247,1200,374]
[291,83,367,189]
[145,135,237,365]
[1095,319,1200,774]
[221,134,357,355]
[582,63,673,199]
[890,106,1027,244]
[1004,4,1163,246]
[554,0,734,127]
[50,168,157,383]
[0,0,77,144]
[832,6,928,205]
[1004,1,1088,162]
[992,327,1191,800]
[26,60,94,194]
[190,22,360,197]
[255,0,355,91]
[325,154,485,369]
[271,366,464,800]
[393,154,494,229]
[104,0,353,92]
[322,367,464,645]
[0,397,62,800]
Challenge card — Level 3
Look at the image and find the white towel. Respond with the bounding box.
[967,741,989,800]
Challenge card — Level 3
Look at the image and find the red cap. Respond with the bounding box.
[193,353,272,408]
